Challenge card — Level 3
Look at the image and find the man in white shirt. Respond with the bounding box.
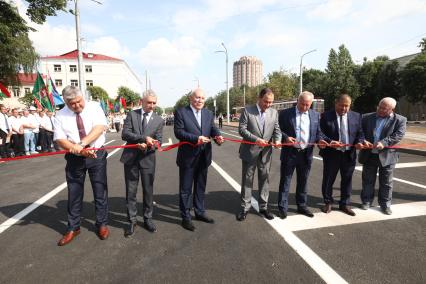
[9,108,25,156]
[21,109,38,155]
[29,106,41,151]
[54,85,109,246]
[40,110,55,152]
[0,104,12,158]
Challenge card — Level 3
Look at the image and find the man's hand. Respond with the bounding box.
[285,136,297,145]
[145,136,157,148]
[214,135,224,145]
[363,140,373,149]
[329,140,343,148]
[375,141,385,150]
[355,142,364,150]
[198,136,211,144]
[318,139,328,149]
[256,138,269,146]
[80,149,97,158]
[137,143,147,150]
[70,143,84,155]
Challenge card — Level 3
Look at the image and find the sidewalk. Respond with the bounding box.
[221,122,426,156]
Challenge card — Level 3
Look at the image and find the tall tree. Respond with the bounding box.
[0,0,67,85]
[88,86,109,102]
[401,52,426,104]
[173,91,191,111]
[117,86,140,106]
[418,37,426,53]
[265,71,297,100]
[324,45,360,109]
[302,68,327,98]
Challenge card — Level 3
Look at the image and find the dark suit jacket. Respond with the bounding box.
[358,112,407,167]
[120,109,164,172]
[279,107,324,162]
[319,110,364,161]
[174,106,220,168]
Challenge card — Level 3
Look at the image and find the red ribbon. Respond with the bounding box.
[1,138,425,163]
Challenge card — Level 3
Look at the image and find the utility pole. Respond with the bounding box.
[145,70,148,93]
[215,43,230,123]
[299,49,317,95]
[74,0,85,99]
[243,85,246,106]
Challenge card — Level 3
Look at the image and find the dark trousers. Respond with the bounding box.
[65,150,108,231]
[278,148,312,212]
[124,163,154,223]
[0,129,9,158]
[321,150,356,206]
[179,159,208,220]
[114,122,120,132]
[11,134,24,156]
[361,154,395,209]
[39,129,53,152]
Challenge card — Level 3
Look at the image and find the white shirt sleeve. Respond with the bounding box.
[53,115,67,141]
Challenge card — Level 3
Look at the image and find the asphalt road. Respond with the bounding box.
[0,125,425,283]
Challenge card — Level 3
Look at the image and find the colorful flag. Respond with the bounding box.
[120,97,127,109]
[108,100,114,111]
[48,76,64,106]
[100,99,107,114]
[33,72,54,111]
[34,98,42,109]
[0,82,11,98]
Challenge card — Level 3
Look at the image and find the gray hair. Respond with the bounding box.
[298,91,314,101]
[62,86,83,102]
[379,97,397,109]
[142,89,157,100]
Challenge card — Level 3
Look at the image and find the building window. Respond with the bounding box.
[55,79,62,87]
[24,88,31,94]
[70,65,77,72]
[85,65,92,72]
[13,88,20,97]
[54,64,61,72]
[71,80,78,87]
[86,80,93,87]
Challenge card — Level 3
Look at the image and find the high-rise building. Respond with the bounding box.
[233,56,263,88]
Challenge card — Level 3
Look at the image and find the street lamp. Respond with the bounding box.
[215,42,230,124]
[194,77,200,88]
[299,49,317,95]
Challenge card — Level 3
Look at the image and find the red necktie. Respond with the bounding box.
[76,113,86,140]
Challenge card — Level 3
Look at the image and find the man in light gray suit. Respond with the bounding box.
[236,88,281,221]
[120,90,164,236]
[358,97,406,215]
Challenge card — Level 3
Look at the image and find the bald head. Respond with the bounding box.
[190,88,206,110]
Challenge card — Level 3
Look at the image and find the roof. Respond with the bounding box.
[41,50,122,61]
[17,73,37,85]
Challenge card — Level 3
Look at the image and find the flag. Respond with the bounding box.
[108,100,114,111]
[0,82,11,98]
[33,72,54,111]
[47,75,64,106]
[120,97,127,109]
[34,98,42,109]
[114,101,120,112]
[100,99,107,114]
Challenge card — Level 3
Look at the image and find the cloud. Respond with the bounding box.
[307,0,353,21]
[138,37,202,69]
[29,23,76,56]
[85,36,130,58]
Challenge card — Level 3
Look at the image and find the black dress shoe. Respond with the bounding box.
[297,207,314,218]
[181,219,195,231]
[278,210,287,219]
[339,205,355,216]
[236,210,248,221]
[124,223,136,237]
[144,219,157,232]
[259,209,274,220]
[195,214,215,224]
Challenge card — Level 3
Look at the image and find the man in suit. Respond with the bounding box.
[120,90,164,237]
[54,86,109,246]
[277,91,327,218]
[0,104,12,158]
[236,88,281,221]
[174,88,224,231]
[319,94,364,216]
[358,97,406,215]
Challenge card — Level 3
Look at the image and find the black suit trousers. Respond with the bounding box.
[321,150,356,205]
[124,163,154,223]
[65,150,108,231]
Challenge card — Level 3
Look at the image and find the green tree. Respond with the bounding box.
[265,71,297,100]
[324,44,360,109]
[401,52,426,104]
[301,69,327,99]
[418,37,426,53]
[88,86,109,101]
[0,0,67,85]
[173,91,191,111]
[117,86,140,106]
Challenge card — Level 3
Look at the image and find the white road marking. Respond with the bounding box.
[104,139,115,146]
[283,201,426,231]
[0,142,126,235]
[221,131,242,139]
[161,138,172,147]
[356,161,426,170]
[211,161,348,284]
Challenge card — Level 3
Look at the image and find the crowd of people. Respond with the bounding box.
[4,85,407,246]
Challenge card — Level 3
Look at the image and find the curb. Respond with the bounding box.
[222,124,426,157]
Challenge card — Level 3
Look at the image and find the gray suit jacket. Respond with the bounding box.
[120,109,164,173]
[238,105,281,163]
[358,112,406,167]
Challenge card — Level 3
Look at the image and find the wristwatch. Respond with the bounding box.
[78,141,87,148]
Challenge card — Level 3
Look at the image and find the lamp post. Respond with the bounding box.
[215,42,230,124]
[194,77,200,88]
[299,49,316,95]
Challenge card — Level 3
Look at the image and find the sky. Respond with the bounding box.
[15,0,426,107]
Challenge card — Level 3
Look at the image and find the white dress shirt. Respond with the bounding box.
[20,115,37,134]
[9,116,23,134]
[0,113,10,133]
[54,101,107,148]
[141,110,153,126]
[295,108,310,149]
[190,105,201,127]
